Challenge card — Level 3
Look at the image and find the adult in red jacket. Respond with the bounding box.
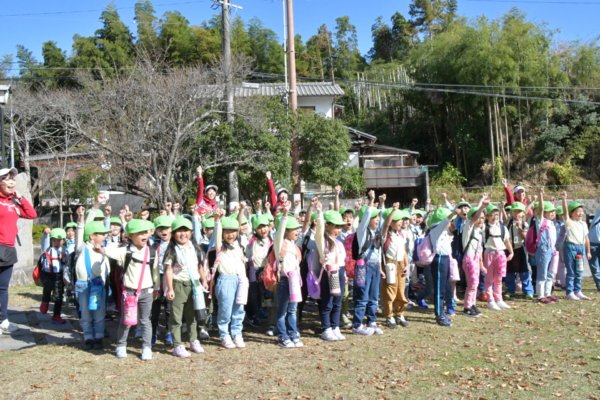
[266,171,288,215]
[503,178,533,216]
[0,168,37,334]
[194,166,218,216]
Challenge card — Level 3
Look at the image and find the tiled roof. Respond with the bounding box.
[203,82,345,98]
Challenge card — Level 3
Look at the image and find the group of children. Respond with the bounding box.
[35,169,600,360]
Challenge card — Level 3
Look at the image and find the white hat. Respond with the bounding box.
[0,167,17,177]
[276,188,289,196]
[204,184,218,193]
[513,185,525,194]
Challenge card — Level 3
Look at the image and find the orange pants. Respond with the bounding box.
[381,259,408,318]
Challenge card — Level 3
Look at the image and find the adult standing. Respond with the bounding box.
[0,168,37,334]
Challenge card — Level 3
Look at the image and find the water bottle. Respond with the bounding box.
[355,259,367,288]
[193,286,207,321]
[235,275,249,305]
[575,254,584,273]
[385,263,396,285]
[288,269,302,303]
[88,284,103,311]
[328,266,341,296]
[123,294,138,326]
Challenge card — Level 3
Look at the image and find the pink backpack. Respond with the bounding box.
[343,233,356,279]
[525,217,548,255]
[417,234,436,265]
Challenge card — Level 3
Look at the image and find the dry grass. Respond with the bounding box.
[2,282,600,400]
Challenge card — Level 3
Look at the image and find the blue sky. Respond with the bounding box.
[0,0,598,70]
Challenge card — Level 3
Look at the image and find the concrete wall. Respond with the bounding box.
[298,96,334,119]
[10,173,35,286]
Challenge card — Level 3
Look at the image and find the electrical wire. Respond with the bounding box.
[465,0,600,4]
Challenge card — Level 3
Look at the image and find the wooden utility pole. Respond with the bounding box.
[287,0,301,194]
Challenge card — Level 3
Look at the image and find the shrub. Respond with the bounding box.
[32,224,49,243]
[431,162,467,188]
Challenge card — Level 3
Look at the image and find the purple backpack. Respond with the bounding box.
[306,249,323,299]
[417,234,436,265]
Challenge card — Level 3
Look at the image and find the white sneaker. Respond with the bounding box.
[496,300,511,309]
[293,338,304,348]
[221,335,235,349]
[233,335,246,348]
[487,301,501,311]
[266,325,275,337]
[0,319,19,334]
[199,328,210,340]
[575,292,590,300]
[352,325,374,336]
[321,328,338,341]
[566,293,580,301]
[332,327,346,341]
[368,323,384,335]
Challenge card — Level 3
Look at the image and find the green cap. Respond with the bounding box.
[543,201,556,213]
[265,213,274,222]
[202,218,215,229]
[109,217,122,226]
[382,208,404,221]
[84,221,110,241]
[126,219,155,235]
[455,202,471,210]
[252,214,271,230]
[556,206,564,215]
[511,202,526,212]
[285,217,301,230]
[85,209,105,220]
[428,208,452,227]
[340,207,355,217]
[568,201,583,214]
[412,210,425,218]
[50,228,67,240]
[358,206,378,222]
[467,207,479,218]
[205,213,214,219]
[153,215,172,229]
[230,213,248,225]
[323,210,345,226]
[171,216,193,231]
[64,222,77,230]
[485,204,499,214]
[533,202,539,209]
[221,217,239,230]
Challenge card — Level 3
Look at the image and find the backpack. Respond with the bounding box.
[484,223,507,252]
[525,217,548,255]
[305,249,323,299]
[343,233,356,279]
[451,223,466,264]
[351,229,381,261]
[263,242,301,292]
[416,231,435,265]
[63,251,78,290]
[121,245,157,282]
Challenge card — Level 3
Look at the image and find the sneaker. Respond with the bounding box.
[0,319,19,334]
[368,323,383,335]
[496,300,511,309]
[525,294,534,300]
[566,293,580,301]
[266,325,275,337]
[278,338,295,348]
[447,305,456,315]
[417,299,429,308]
[190,340,205,353]
[477,293,489,302]
[503,292,513,300]
[165,332,173,345]
[221,335,235,349]
[487,301,501,311]
[333,327,346,340]
[352,325,374,336]
[436,316,452,327]
[547,295,560,302]
[244,316,260,328]
[82,339,94,351]
[396,315,409,327]
[321,328,338,341]
[141,348,152,361]
[386,317,398,329]
[463,307,479,317]
[51,316,66,324]
[116,347,127,358]
[93,339,103,350]
[151,334,157,345]
[406,301,415,310]
[39,302,49,314]
[134,326,142,338]
[293,338,304,348]
[173,345,191,358]
[340,314,352,328]
[538,297,552,304]
[575,292,590,300]
[471,305,482,316]
[198,329,209,340]
[233,335,246,348]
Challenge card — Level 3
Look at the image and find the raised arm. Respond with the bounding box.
[213,208,225,250]
[537,188,545,220]
[357,190,375,250]
[75,206,85,250]
[470,193,489,223]
[334,185,341,212]
[303,197,317,234]
[195,166,204,206]
[503,178,516,205]
[441,193,453,210]
[13,190,37,219]
[382,202,399,239]
[314,202,326,262]
[561,191,571,226]
[266,171,277,212]
[274,203,290,257]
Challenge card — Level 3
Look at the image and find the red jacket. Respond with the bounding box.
[504,186,533,216]
[267,178,286,215]
[195,176,217,216]
[0,193,37,247]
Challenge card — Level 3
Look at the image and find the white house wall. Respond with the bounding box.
[298,96,335,119]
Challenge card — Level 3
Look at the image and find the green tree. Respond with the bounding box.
[159,11,195,65]
[134,0,159,51]
[247,17,284,74]
[334,16,364,79]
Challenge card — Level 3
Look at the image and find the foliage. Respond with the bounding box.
[63,168,105,205]
[549,162,581,185]
[32,224,49,242]
[430,162,466,187]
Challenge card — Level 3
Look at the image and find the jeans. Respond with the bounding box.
[245,281,260,321]
[0,266,13,324]
[169,280,198,347]
[116,289,153,349]
[318,267,346,330]
[431,255,450,317]
[589,243,600,289]
[352,261,380,328]
[416,265,433,302]
[477,271,486,295]
[77,285,106,340]
[564,242,584,295]
[215,274,245,339]
[275,276,299,341]
[535,248,555,298]
[505,271,534,295]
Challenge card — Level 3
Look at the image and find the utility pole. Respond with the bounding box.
[216,0,242,207]
[287,0,301,194]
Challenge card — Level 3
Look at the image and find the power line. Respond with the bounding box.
[465,0,600,4]
[0,1,207,18]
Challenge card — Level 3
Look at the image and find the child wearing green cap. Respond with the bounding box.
[587,207,600,293]
[461,195,488,317]
[213,209,248,349]
[245,214,272,328]
[483,205,514,311]
[561,191,591,300]
[554,206,567,289]
[533,189,559,304]
[150,215,174,346]
[504,201,534,299]
[38,228,69,324]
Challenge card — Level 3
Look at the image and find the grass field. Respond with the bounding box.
[2,282,600,400]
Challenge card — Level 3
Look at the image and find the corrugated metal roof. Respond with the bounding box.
[203,82,345,98]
